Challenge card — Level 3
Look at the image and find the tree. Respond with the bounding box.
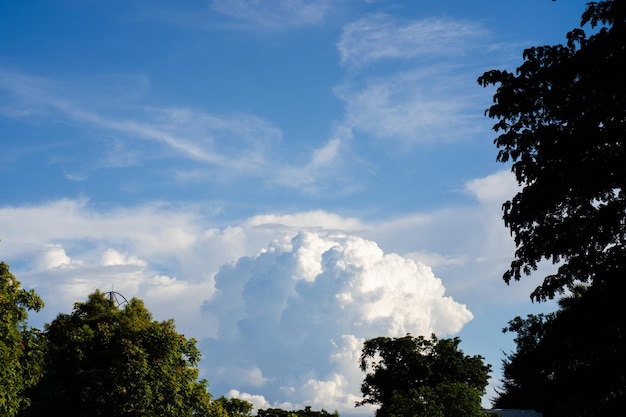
[24,290,219,417]
[0,262,44,417]
[477,0,626,302]
[479,1,626,414]
[493,284,626,416]
[216,396,254,417]
[493,313,555,413]
[357,334,490,417]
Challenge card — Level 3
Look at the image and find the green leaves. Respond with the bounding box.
[26,290,215,417]
[357,334,490,417]
[1,266,228,417]
[0,262,44,417]
[216,396,254,417]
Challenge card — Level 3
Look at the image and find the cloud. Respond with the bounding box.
[0,170,534,322]
[333,15,494,145]
[0,68,364,194]
[272,137,344,191]
[127,0,335,32]
[247,210,363,232]
[201,231,472,412]
[464,169,520,205]
[32,244,73,272]
[335,68,485,144]
[337,14,486,68]
[0,69,282,171]
[404,251,469,270]
[210,0,334,30]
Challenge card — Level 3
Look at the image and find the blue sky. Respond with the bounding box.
[1,0,588,413]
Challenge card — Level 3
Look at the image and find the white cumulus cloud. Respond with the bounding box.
[200,231,472,412]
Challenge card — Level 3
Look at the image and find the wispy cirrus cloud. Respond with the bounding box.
[334,68,485,144]
[210,0,334,30]
[337,14,487,68]
[271,125,369,194]
[0,69,281,172]
[333,14,494,145]
[0,69,364,193]
[131,0,336,32]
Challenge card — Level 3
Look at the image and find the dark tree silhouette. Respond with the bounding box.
[478,0,626,302]
[480,3,626,413]
[494,284,626,416]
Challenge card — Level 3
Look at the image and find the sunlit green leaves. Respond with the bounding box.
[0,262,44,417]
[25,290,216,417]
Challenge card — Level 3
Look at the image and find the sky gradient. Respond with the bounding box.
[1,0,588,413]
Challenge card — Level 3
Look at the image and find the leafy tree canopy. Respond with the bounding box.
[217,396,254,417]
[0,262,44,417]
[24,290,219,417]
[494,284,626,416]
[357,334,490,417]
[478,0,626,301]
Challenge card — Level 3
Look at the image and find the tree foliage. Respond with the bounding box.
[357,334,490,417]
[216,396,254,417]
[494,284,626,416]
[0,262,44,417]
[23,290,218,417]
[478,0,626,302]
[256,406,339,417]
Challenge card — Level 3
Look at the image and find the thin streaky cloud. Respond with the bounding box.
[270,125,370,195]
[210,0,333,30]
[0,69,281,171]
[338,14,487,68]
[128,0,334,32]
[333,15,496,145]
[0,68,366,193]
[274,137,342,189]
